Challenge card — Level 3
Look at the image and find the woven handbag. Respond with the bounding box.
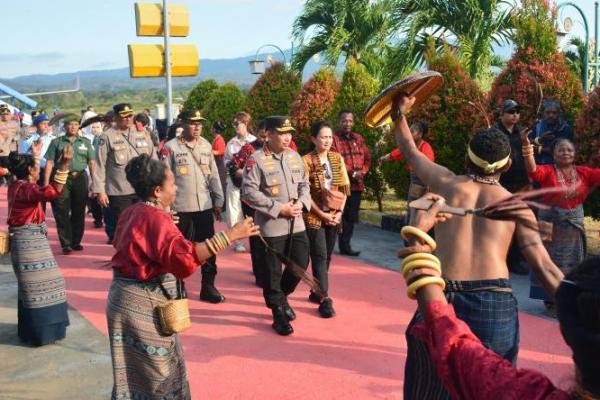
[156,279,191,336]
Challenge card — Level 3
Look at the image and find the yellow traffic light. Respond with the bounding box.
[128,44,199,77]
[135,3,190,37]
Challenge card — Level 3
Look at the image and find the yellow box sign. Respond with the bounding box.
[135,3,190,37]
[128,44,199,77]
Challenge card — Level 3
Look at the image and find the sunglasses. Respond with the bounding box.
[506,109,520,115]
[232,121,241,128]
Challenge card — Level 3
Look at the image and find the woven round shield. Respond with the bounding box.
[364,71,443,128]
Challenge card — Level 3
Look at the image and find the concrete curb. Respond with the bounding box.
[359,210,407,233]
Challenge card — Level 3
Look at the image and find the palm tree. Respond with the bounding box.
[564,37,588,87]
[291,0,393,77]
[385,0,514,82]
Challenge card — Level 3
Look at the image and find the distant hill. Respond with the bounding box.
[0,49,323,92]
[1,44,514,93]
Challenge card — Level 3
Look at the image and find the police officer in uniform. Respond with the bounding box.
[242,116,311,335]
[162,109,226,303]
[44,115,95,254]
[0,104,19,183]
[93,103,157,242]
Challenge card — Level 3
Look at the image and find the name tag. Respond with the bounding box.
[78,144,88,151]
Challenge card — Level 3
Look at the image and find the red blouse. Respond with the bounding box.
[112,203,204,281]
[389,140,435,171]
[212,134,226,158]
[412,301,570,400]
[7,180,61,226]
[528,165,600,209]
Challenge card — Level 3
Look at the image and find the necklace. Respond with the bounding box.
[467,174,499,186]
[555,166,579,200]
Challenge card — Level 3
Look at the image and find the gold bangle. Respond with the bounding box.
[407,276,445,299]
[205,238,218,256]
[401,226,437,251]
[402,259,442,279]
[401,252,440,267]
[219,231,231,246]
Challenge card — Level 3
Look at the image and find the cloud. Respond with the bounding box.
[0,52,66,62]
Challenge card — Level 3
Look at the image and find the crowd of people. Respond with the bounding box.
[1,92,599,400]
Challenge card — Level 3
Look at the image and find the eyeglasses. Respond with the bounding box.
[232,121,240,128]
[506,110,520,115]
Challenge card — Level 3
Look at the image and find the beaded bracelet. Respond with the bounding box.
[400,226,437,251]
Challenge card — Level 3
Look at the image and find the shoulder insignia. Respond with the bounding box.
[245,159,257,171]
[160,146,170,161]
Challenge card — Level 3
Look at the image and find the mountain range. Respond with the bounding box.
[1,44,513,93]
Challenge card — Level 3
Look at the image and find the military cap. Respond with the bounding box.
[501,99,520,114]
[33,113,50,125]
[62,114,79,124]
[0,104,10,115]
[265,116,295,133]
[113,103,134,117]
[179,109,206,122]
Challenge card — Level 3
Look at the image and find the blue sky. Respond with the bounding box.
[0,0,596,79]
[0,0,304,78]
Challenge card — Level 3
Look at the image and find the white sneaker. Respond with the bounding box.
[234,243,247,253]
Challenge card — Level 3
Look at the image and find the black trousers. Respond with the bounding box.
[306,225,338,297]
[339,191,362,251]
[108,194,138,236]
[177,210,217,278]
[241,202,266,283]
[88,197,103,225]
[51,173,88,248]
[0,156,9,185]
[263,232,309,308]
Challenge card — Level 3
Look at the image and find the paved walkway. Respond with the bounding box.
[0,188,573,399]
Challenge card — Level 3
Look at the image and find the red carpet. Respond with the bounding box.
[0,188,574,398]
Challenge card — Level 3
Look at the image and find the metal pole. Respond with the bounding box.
[595,1,599,87]
[163,0,173,125]
[558,2,590,93]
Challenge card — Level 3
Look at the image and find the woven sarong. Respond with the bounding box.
[10,223,69,345]
[404,279,518,400]
[530,206,586,301]
[107,273,191,400]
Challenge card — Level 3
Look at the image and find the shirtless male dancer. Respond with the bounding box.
[392,96,564,400]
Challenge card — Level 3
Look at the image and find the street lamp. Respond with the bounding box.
[557,2,590,93]
[249,44,287,75]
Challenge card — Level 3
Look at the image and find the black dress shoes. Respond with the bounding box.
[340,247,361,256]
[283,303,296,321]
[62,246,72,255]
[308,291,321,304]
[318,298,336,318]
[72,244,84,251]
[199,284,226,303]
[272,306,293,336]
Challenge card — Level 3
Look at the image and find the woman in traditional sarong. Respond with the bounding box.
[302,120,350,318]
[522,135,600,312]
[8,141,73,346]
[106,154,259,400]
[401,194,598,400]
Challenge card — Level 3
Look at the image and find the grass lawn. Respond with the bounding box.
[362,192,600,254]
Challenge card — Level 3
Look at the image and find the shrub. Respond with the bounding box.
[183,79,219,111]
[203,83,246,141]
[290,68,340,154]
[575,86,600,217]
[245,63,301,123]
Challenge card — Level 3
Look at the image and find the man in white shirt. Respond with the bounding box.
[225,111,256,252]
